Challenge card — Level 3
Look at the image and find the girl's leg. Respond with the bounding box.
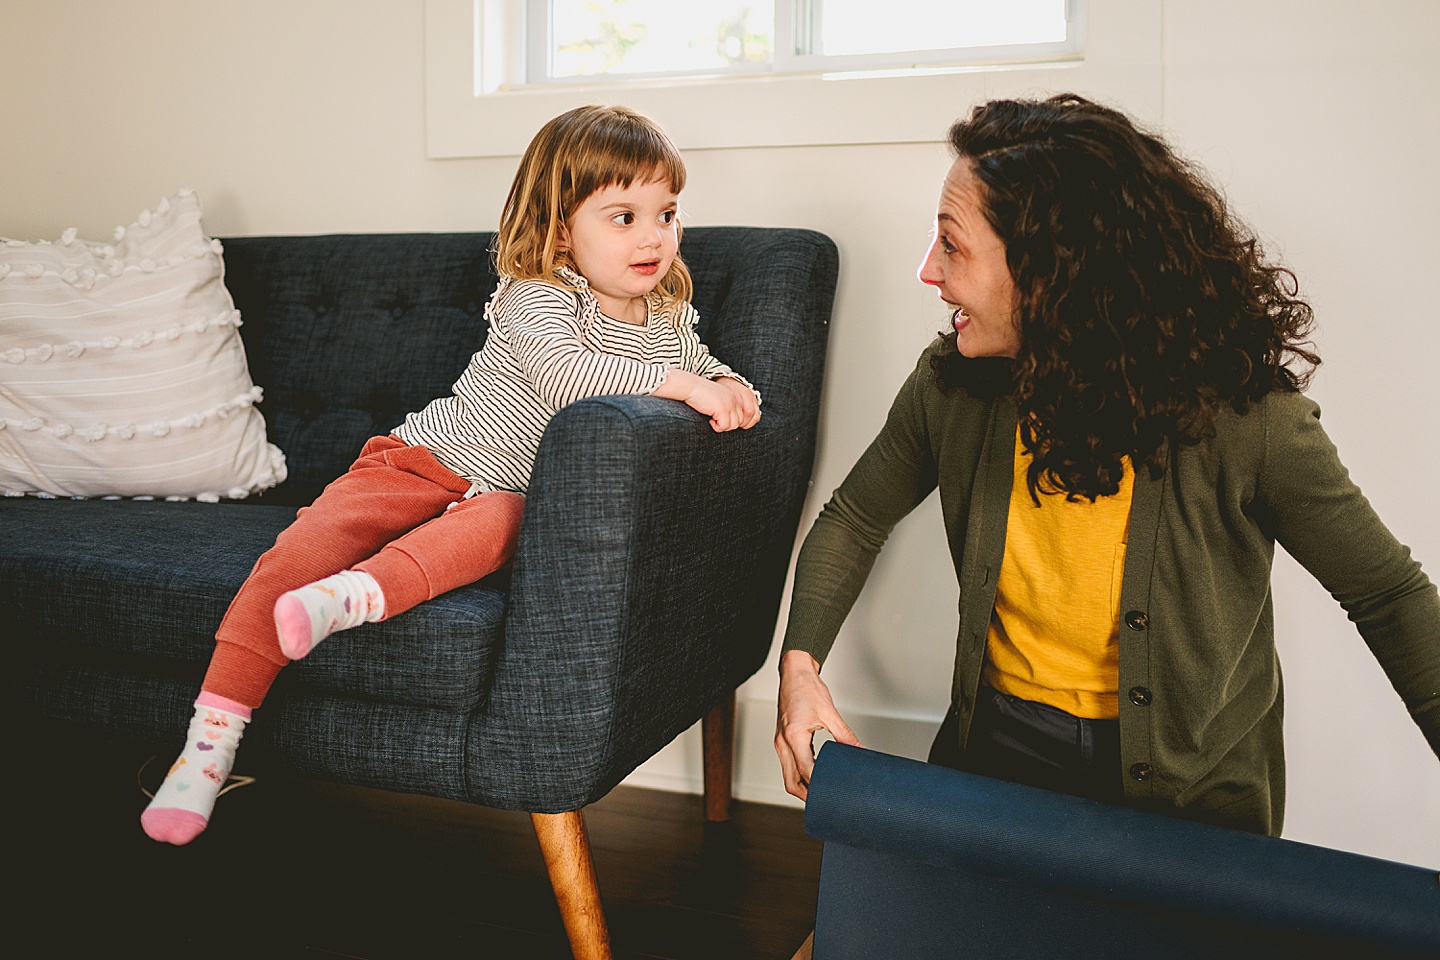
[143,437,470,845]
[356,489,526,614]
[207,437,472,705]
[276,490,526,657]
[139,693,251,844]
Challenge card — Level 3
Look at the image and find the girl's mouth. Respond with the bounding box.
[631,260,661,276]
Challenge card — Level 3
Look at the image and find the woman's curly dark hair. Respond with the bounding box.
[932,94,1320,501]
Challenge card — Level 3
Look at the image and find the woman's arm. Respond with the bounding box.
[1259,392,1440,756]
[774,355,944,796]
[775,649,862,800]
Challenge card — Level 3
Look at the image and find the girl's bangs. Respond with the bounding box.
[575,130,686,200]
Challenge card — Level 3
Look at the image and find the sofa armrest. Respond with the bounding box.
[468,393,799,809]
[685,227,837,430]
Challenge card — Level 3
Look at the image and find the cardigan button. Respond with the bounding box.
[1124,610,1148,631]
[1129,686,1153,706]
[1129,763,1153,782]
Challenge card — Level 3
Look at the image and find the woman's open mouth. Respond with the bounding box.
[952,306,971,331]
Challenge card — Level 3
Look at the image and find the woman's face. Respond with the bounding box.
[918,160,1021,359]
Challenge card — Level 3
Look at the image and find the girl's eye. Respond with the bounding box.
[660,210,676,224]
[612,212,635,226]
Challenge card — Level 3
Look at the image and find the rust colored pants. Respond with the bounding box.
[203,435,525,707]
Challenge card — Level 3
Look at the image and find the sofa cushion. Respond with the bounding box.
[220,234,501,507]
[0,191,286,500]
[0,498,507,711]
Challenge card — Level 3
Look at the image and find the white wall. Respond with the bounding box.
[3,0,1436,866]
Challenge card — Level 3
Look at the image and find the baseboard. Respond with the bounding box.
[622,696,944,809]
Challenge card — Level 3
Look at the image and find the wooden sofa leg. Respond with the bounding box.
[702,690,736,822]
[531,810,612,960]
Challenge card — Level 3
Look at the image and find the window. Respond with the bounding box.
[538,1,775,83]
[528,0,1078,85]
[424,0,1160,159]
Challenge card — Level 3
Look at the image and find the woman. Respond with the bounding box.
[774,94,1440,835]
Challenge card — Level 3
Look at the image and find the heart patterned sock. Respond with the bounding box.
[274,569,385,661]
[140,694,250,845]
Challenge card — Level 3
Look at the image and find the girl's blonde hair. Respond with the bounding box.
[493,104,693,308]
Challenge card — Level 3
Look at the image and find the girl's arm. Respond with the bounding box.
[669,302,764,406]
[653,368,761,432]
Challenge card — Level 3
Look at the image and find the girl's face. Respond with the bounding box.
[918,160,1021,359]
[561,173,680,324]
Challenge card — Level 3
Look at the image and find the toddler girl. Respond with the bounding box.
[142,104,761,844]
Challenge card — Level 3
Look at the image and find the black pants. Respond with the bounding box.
[929,686,1123,803]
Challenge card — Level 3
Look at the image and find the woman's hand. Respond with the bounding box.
[774,649,862,801]
[656,370,761,432]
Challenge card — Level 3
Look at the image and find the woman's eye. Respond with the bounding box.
[940,236,957,254]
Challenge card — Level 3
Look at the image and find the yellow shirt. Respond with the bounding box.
[983,427,1133,719]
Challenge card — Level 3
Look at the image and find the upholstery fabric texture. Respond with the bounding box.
[2,227,837,812]
[0,191,285,499]
[805,742,1440,960]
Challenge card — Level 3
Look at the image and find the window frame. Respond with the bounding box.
[527,0,780,85]
[781,0,1084,76]
[523,0,1083,86]
[424,0,1161,159]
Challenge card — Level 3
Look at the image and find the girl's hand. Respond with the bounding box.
[656,370,761,432]
[708,376,761,431]
[774,649,862,801]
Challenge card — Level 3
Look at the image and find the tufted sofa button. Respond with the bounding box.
[368,392,398,419]
[1129,763,1153,782]
[314,303,327,315]
[1124,610,1148,631]
[390,306,405,318]
[291,390,323,422]
[1129,686,1152,706]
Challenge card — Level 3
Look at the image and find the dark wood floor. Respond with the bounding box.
[11,714,821,960]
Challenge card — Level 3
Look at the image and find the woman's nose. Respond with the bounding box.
[918,242,943,286]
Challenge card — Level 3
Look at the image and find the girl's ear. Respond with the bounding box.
[554,221,570,252]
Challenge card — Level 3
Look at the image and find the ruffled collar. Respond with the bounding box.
[494,265,682,333]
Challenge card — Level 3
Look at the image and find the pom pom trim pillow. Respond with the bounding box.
[0,190,286,501]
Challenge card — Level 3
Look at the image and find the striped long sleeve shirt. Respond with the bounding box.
[392,268,756,494]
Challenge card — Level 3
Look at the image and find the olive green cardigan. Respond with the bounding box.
[783,342,1440,835]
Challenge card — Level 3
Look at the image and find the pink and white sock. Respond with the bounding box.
[273,569,384,660]
[141,694,250,845]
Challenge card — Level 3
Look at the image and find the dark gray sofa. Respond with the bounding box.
[2,226,838,959]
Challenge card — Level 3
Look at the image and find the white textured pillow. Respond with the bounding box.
[0,190,286,500]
